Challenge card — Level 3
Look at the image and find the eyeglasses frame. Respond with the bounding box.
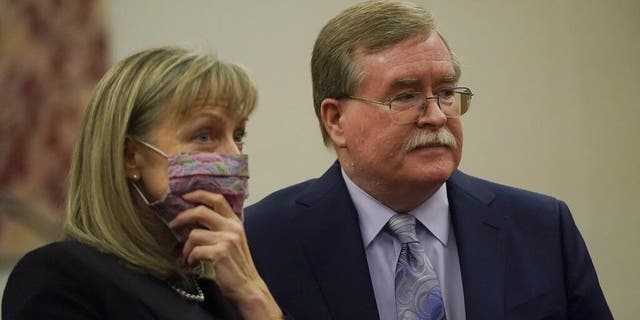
[341,86,474,122]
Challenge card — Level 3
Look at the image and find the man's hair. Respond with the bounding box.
[63,46,257,278]
[311,0,460,146]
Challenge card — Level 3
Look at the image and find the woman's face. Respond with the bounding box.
[128,101,247,202]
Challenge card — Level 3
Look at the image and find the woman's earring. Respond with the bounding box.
[131,174,140,181]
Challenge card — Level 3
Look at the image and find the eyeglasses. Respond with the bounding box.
[344,87,474,124]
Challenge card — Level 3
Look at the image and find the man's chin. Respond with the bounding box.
[408,162,458,184]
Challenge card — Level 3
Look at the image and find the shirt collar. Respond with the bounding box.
[341,169,450,247]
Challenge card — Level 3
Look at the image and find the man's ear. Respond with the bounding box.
[123,137,141,179]
[320,98,347,148]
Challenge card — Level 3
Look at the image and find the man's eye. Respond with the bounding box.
[438,88,455,98]
[394,92,421,102]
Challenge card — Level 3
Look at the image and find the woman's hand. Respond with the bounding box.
[168,190,283,320]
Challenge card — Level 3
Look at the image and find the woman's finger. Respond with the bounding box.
[168,205,224,230]
[181,229,223,264]
[182,190,237,219]
[185,232,245,266]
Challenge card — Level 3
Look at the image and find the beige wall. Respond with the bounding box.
[6,0,636,317]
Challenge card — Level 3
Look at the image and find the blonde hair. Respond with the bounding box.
[63,47,257,278]
[311,0,461,146]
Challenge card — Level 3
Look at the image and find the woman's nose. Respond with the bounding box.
[219,136,242,155]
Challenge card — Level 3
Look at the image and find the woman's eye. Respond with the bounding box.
[233,129,247,142]
[194,132,212,143]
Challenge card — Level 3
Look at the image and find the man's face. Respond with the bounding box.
[335,32,463,207]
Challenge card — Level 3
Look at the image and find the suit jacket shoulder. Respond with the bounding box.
[447,170,612,319]
[2,241,242,320]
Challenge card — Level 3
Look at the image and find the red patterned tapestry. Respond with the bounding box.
[0,0,108,263]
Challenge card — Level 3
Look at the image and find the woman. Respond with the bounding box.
[2,47,284,319]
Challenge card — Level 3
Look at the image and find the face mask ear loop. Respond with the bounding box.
[130,180,152,205]
[128,136,168,158]
[126,136,168,206]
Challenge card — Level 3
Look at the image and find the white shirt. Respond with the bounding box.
[342,170,466,320]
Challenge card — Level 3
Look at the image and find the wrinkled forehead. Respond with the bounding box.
[355,31,460,79]
[353,33,458,89]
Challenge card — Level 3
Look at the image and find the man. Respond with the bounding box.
[245,1,612,319]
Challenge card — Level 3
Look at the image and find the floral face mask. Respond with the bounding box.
[130,138,249,243]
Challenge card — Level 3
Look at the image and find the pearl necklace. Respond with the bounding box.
[168,277,205,303]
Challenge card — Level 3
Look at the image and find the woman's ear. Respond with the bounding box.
[320,98,347,148]
[124,137,141,179]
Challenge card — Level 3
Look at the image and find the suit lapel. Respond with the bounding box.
[448,171,506,320]
[293,162,380,320]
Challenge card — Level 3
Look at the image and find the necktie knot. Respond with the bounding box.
[388,214,419,244]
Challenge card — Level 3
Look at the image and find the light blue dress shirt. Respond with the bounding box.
[342,170,466,320]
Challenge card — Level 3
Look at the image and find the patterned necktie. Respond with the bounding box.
[388,214,446,320]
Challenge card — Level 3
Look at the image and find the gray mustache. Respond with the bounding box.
[402,129,458,153]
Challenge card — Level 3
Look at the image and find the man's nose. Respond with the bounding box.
[416,98,447,128]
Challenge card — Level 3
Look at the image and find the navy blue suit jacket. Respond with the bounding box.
[245,162,612,320]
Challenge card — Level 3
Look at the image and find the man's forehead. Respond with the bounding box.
[355,38,451,80]
[356,42,456,87]
[390,71,459,87]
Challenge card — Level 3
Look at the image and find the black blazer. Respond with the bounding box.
[2,241,243,320]
[244,162,613,320]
